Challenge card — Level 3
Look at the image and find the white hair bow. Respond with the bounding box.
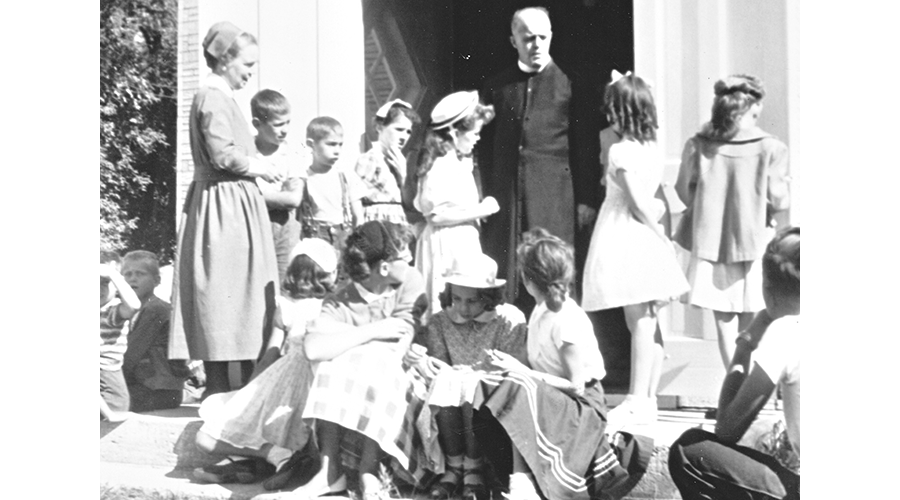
[610,69,654,89]
[611,69,632,84]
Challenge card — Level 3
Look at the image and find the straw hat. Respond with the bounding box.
[287,238,338,274]
[430,91,479,130]
[443,253,506,289]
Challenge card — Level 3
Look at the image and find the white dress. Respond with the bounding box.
[581,140,689,311]
[414,153,484,317]
[197,297,323,452]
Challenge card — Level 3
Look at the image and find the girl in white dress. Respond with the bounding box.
[581,71,689,430]
[192,239,338,489]
[414,91,500,318]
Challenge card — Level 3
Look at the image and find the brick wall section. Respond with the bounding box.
[176,0,199,219]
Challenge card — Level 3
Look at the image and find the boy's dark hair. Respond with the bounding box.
[307,116,343,142]
[122,250,160,277]
[282,254,336,300]
[100,250,122,265]
[604,73,658,143]
[437,282,505,312]
[762,226,800,300]
[701,74,766,140]
[203,32,257,70]
[251,89,291,122]
[516,227,574,313]
[342,221,412,282]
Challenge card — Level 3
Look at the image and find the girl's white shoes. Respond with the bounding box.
[606,395,658,435]
[502,472,541,500]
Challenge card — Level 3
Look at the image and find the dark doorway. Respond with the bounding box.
[362,0,636,391]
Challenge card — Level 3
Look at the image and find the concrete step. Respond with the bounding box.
[100,405,785,500]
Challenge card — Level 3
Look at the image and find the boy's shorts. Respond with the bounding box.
[100,368,130,413]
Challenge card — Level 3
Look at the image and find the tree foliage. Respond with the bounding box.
[100,0,177,262]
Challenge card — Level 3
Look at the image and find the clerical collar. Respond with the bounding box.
[447,308,498,325]
[203,73,234,98]
[518,59,551,74]
[354,281,397,303]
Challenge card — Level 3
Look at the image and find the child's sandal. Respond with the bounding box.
[429,464,464,500]
[462,467,490,500]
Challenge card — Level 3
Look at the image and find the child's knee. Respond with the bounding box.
[195,430,216,453]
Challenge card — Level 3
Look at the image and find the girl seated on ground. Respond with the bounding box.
[668,227,800,500]
[288,220,426,500]
[485,228,651,500]
[409,252,528,500]
[192,238,337,489]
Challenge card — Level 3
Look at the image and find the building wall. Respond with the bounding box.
[176,0,365,216]
[634,0,796,338]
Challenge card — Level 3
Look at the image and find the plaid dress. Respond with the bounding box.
[301,268,426,473]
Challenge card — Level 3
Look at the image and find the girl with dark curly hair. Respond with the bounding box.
[582,71,689,431]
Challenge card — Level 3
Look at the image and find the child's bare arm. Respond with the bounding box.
[101,264,141,319]
[428,197,499,226]
[263,177,305,210]
[350,198,364,226]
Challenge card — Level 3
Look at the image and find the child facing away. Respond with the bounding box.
[581,71,689,430]
[355,99,421,224]
[414,91,500,318]
[170,21,281,397]
[408,252,528,500]
[486,228,650,500]
[673,74,791,369]
[121,251,191,413]
[668,227,800,500]
[192,238,338,489]
[100,250,141,421]
[299,116,367,252]
[251,89,311,286]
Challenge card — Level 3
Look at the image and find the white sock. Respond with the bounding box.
[266,445,293,470]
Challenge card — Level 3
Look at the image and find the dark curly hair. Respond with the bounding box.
[437,282,506,312]
[604,73,658,144]
[762,226,799,300]
[415,102,495,179]
[701,74,766,140]
[342,221,413,282]
[282,254,336,300]
[516,227,574,313]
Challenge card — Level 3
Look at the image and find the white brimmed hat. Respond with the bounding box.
[375,99,412,119]
[430,91,479,130]
[287,238,338,274]
[443,253,506,289]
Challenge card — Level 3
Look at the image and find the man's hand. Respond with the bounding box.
[577,204,597,228]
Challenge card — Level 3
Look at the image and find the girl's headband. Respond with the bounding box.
[430,91,479,131]
[287,238,338,274]
[375,99,412,119]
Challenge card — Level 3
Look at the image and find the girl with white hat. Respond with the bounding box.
[413,91,501,318]
[410,252,528,500]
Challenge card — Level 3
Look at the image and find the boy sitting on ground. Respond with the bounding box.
[100,250,141,421]
[121,251,192,412]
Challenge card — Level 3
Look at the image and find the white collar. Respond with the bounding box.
[203,73,235,99]
[447,308,498,325]
[353,281,396,304]
[518,58,551,74]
